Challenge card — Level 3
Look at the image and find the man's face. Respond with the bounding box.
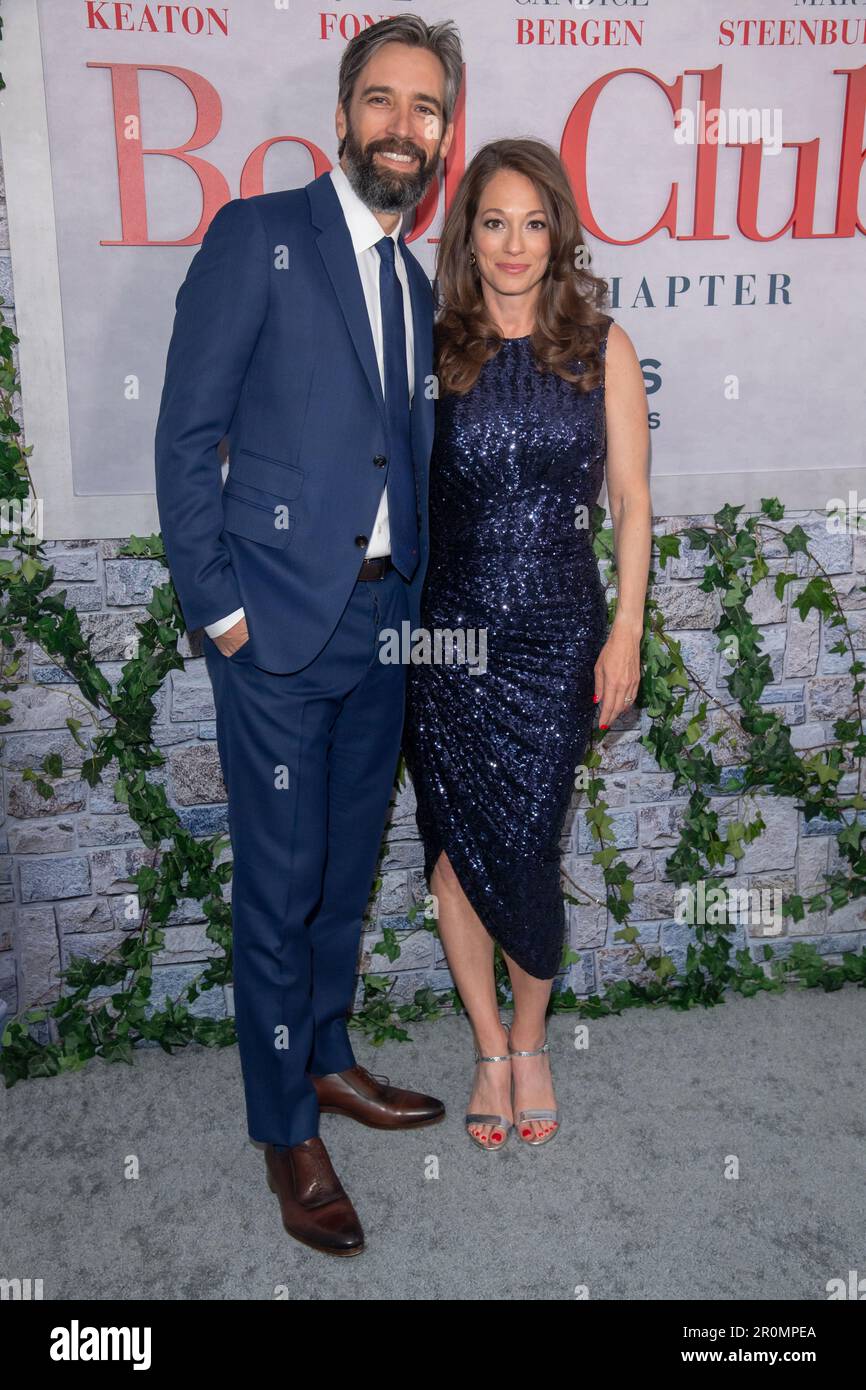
[336,41,455,214]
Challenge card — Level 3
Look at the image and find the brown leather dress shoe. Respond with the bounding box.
[264,1137,364,1257]
[311,1063,446,1129]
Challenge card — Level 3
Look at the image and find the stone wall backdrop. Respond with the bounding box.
[2,146,866,1038]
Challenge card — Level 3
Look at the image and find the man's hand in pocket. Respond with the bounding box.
[214,616,250,657]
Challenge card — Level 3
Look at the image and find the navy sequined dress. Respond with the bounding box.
[402,316,613,980]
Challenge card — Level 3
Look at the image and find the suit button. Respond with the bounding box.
[373,455,387,468]
[355,534,369,548]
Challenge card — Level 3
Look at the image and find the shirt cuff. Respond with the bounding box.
[204,607,246,638]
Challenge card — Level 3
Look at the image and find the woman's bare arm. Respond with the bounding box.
[594,322,652,727]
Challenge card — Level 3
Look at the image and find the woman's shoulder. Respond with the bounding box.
[606,318,639,353]
[602,318,639,368]
[599,319,645,405]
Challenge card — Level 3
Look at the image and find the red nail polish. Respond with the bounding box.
[592,694,599,703]
[599,724,608,730]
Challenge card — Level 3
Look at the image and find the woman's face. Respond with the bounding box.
[470,169,552,305]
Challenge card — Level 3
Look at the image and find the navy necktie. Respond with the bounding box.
[376,234,418,581]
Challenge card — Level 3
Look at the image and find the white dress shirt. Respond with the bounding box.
[205,163,415,639]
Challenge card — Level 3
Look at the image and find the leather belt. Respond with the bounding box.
[357,555,393,580]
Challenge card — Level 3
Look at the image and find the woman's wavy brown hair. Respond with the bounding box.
[434,138,611,396]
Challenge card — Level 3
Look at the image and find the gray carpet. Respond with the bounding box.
[2,987,865,1300]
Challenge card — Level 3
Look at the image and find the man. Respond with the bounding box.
[155,14,462,1256]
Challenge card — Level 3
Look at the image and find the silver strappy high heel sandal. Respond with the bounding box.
[465,1044,513,1150]
[507,1026,559,1146]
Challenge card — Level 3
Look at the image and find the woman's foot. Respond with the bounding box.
[466,1020,513,1148]
[508,1024,558,1142]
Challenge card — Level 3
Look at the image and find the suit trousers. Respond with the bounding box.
[202,565,410,1147]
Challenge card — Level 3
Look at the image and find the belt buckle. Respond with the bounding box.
[359,555,390,580]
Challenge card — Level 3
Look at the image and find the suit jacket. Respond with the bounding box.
[154,170,434,673]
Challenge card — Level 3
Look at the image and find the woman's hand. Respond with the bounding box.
[593,617,642,730]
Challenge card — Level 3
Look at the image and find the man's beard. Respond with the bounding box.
[342,117,440,214]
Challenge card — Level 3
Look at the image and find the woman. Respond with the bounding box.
[401,139,652,1149]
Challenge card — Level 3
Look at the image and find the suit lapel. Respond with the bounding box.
[401,231,435,478]
[307,171,434,485]
[314,221,388,436]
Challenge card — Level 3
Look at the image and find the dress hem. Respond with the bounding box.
[419,819,565,983]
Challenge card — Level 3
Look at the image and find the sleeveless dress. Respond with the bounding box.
[401,316,613,980]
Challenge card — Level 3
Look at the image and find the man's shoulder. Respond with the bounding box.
[204,187,313,244]
[235,186,312,225]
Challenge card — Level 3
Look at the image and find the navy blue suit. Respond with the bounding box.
[155,172,433,672]
[154,171,434,1145]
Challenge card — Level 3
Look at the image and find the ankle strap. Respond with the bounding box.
[507,1029,550,1058]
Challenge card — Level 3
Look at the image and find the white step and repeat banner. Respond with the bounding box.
[1,0,864,537]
